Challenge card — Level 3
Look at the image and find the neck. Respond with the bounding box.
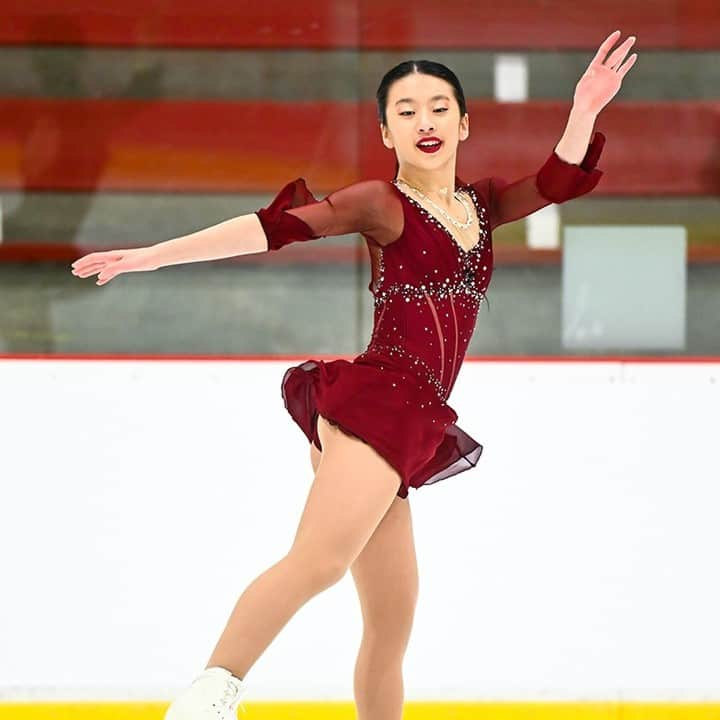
[395,162,458,209]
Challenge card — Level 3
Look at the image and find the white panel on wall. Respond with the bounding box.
[493,54,528,102]
[562,225,687,350]
[527,203,561,250]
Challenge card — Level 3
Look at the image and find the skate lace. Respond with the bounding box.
[217,678,246,716]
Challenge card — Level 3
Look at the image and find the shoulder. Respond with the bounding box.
[338,179,402,246]
[326,178,396,200]
[325,178,401,222]
[463,177,506,209]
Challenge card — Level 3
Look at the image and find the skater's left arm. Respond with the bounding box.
[472,29,638,231]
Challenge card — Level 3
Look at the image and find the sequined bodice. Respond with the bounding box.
[357,181,493,406]
[256,133,607,418]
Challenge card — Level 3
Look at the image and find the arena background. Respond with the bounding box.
[1,3,718,719]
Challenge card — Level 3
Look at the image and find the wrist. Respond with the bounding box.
[554,107,598,164]
[568,104,599,124]
[141,244,163,270]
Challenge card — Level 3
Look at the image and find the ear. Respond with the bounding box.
[458,113,469,142]
[380,123,394,149]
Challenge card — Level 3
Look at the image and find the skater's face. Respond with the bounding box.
[380,72,469,169]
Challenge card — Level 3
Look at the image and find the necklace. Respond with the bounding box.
[394,178,474,230]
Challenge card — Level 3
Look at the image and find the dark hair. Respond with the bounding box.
[376,59,468,178]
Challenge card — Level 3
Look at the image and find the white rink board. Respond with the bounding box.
[0,358,718,701]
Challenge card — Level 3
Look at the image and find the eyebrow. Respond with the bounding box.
[394,94,450,106]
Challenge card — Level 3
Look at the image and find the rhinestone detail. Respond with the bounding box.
[372,244,386,295]
[359,180,494,409]
[392,181,488,255]
[359,342,449,403]
[374,273,487,308]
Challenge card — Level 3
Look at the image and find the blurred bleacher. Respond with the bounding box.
[0,2,718,355]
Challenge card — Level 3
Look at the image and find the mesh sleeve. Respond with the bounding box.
[255,177,403,251]
[470,131,606,230]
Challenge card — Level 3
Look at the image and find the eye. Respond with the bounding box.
[399,108,449,116]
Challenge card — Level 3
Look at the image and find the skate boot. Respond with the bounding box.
[164,666,247,719]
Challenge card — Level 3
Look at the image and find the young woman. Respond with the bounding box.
[71,30,636,720]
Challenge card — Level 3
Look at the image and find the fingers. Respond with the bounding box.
[72,265,105,278]
[589,30,622,68]
[606,35,636,70]
[94,266,119,285]
[71,251,126,283]
[617,53,638,78]
[71,259,109,276]
[70,264,113,284]
[71,251,124,273]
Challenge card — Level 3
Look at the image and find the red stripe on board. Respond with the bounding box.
[1,1,718,49]
[0,99,718,195]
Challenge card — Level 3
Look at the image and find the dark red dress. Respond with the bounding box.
[255,132,606,499]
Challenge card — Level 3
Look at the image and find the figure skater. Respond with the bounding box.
[70,30,636,720]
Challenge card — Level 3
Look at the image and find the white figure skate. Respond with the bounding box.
[164,666,247,719]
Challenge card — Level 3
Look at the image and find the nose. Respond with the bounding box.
[418,109,435,132]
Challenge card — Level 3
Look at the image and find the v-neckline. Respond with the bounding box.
[390,179,482,255]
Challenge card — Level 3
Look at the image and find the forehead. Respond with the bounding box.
[388,73,453,104]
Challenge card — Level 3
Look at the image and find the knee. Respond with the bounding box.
[362,623,415,662]
[363,594,418,649]
[286,547,348,591]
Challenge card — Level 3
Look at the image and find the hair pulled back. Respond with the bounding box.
[376,60,468,177]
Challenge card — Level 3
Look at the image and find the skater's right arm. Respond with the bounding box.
[70,213,273,286]
[70,179,401,285]
[143,178,402,264]
[147,212,271,266]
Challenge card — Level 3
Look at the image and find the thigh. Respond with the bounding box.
[290,414,402,578]
[309,439,322,474]
[350,494,419,643]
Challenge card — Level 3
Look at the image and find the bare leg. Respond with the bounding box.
[205,552,329,679]
[309,442,419,720]
[205,415,402,680]
[351,495,418,720]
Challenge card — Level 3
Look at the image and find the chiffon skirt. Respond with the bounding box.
[280,356,483,499]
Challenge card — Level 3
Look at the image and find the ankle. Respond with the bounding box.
[203,665,245,683]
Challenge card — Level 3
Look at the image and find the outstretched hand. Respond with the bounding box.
[71,247,159,286]
[573,30,638,115]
